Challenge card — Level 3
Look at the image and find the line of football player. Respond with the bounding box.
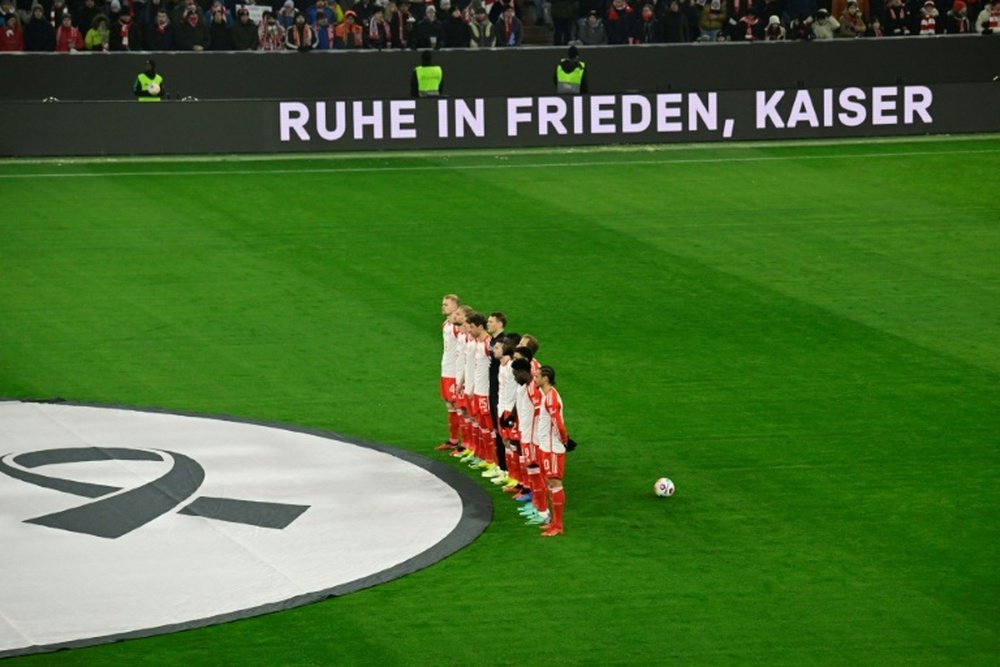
[438,295,575,538]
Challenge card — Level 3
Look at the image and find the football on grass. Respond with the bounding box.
[654,477,675,497]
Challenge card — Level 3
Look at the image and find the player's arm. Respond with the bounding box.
[548,392,568,444]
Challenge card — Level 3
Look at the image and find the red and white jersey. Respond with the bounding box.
[453,329,468,390]
[534,386,567,453]
[514,379,539,443]
[498,360,516,414]
[472,336,491,396]
[441,320,460,378]
[463,334,477,397]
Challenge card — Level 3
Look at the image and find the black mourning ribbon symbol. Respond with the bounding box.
[0,447,309,539]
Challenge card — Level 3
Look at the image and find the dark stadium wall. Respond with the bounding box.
[1,38,998,156]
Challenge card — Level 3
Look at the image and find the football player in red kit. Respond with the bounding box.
[533,365,573,537]
[436,294,463,452]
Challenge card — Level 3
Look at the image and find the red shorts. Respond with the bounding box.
[440,377,457,403]
[498,411,513,440]
[474,394,493,431]
[524,442,538,465]
[540,450,564,479]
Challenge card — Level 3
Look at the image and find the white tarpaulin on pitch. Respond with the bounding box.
[0,402,486,657]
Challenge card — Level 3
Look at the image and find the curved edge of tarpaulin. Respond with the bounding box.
[0,398,493,660]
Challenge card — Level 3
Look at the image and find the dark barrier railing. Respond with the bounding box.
[2,81,998,156]
[3,37,998,103]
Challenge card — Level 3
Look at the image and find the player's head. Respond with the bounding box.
[538,365,556,387]
[519,334,539,354]
[466,312,487,334]
[487,311,507,335]
[513,346,534,362]
[511,358,532,385]
[421,49,433,66]
[441,294,460,316]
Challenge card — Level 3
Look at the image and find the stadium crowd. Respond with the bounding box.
[436,296,575,537]
[0,0,997,50]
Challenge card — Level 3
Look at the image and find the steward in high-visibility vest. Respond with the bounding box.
[411,50,443,98]
[555,45,588,94]
[133,59,164,102]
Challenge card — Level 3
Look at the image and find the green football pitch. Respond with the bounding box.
[1,136,998,665]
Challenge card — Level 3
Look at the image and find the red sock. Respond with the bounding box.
[529,467,547,513]
[550,487,565,530]
[516,455,526,484]
[482,429,495,464]
[461,420,472,450]
[504,450,516,478]
[447,411,460,444]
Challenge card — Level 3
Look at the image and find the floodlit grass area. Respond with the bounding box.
[1,136,999,665]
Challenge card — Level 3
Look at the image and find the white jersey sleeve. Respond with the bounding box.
[498,363,516,413]
[441,321,459,378]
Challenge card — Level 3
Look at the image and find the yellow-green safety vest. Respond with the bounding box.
[556,61,585,94]
[414,65,443,97]
[136,73,163,102]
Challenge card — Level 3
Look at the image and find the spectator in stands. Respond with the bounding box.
[0,12,24,50]
[550,0,576,44]
[469,4,495,43]
[172,0,196,26]
[312,10,334,47]
[578,0,604,23]
[286,10,316,48]
[698,0,726,40]
[73,0,100,35]
[49,0,69,24]
[576,9,607,43]
[107,0,125,25]
[230,8,259,49]
[916,0,941,32]
[141,0,166,37]
[974,0,998,31]
[945,0,971,30]
[334,9,364,46]
[54,12,84,50]
[204,1,231,27]
[864,13,883,32]
[681,0,702,40]
[277,0,297,29]
[809,7,839,36]
[882,0,910,34]
[660,0,691,44]
[764,12,786,36]
[442,3,470,45]
[605,0,635,42]
[663,0,692,40]
[85,13,109,49]
[732,4,763,38]
[636,3,661,41]
[175,6,210,50]
[207,7,232,48]
[495,3,523,44]
[837,0,866,34]
[24,4,55,50]
[367,6,392,47]
[307,0,338,26]
[258,10,285,49]
[388,0,412,47]
[832,0,868,22]
[353,0,377,25]
[109,8,142,49]
[147,9,172,49]
[412,4,443,47]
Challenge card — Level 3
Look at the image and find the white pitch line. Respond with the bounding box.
[0,147,998,179]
